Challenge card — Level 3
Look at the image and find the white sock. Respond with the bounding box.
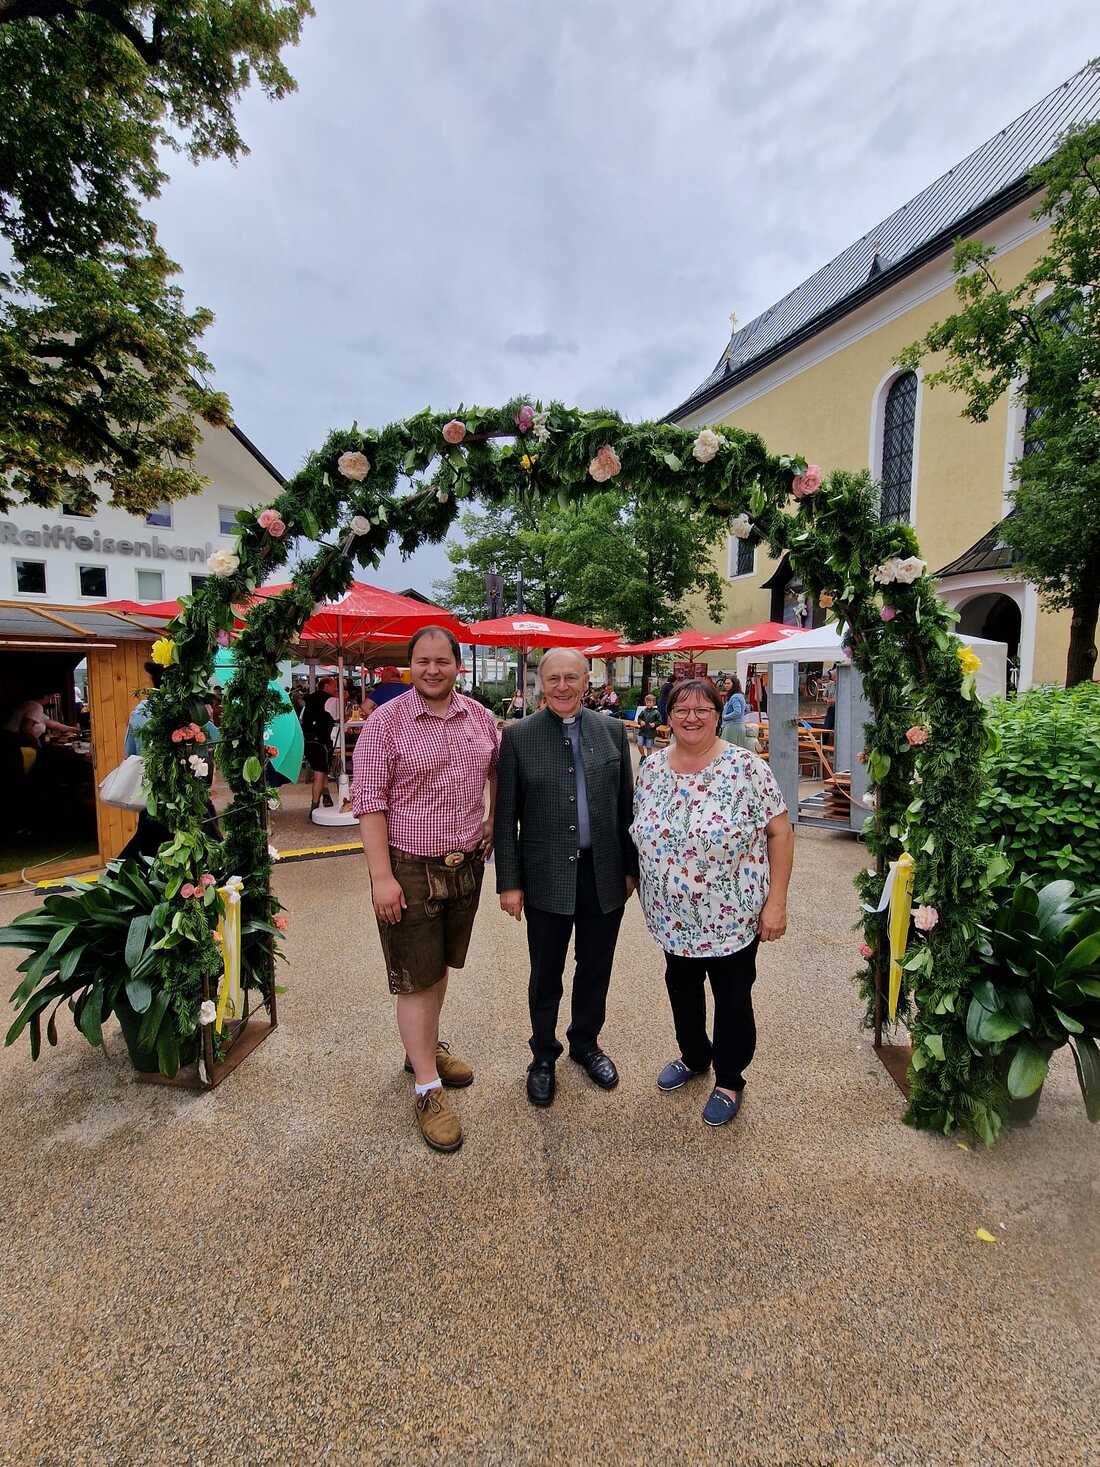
[414,1077,442,1096]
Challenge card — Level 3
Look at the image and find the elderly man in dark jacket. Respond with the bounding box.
[495,648,638,1107]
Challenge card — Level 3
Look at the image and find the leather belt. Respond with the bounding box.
[391,846,478,868]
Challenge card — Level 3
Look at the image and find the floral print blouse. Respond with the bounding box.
[631,743,787,958]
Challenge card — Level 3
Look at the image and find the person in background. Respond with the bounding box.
[300,675,337,811]
[363,666,408,715]
[352,626,499,1154]
[631,678,793,1129]
[4,689,78,746]
[598,685,620,715]
[721,676,754,748]
[657,675,675,724]
[635,692,662,760]
[506,689,526,719]
[495,647,638,1108]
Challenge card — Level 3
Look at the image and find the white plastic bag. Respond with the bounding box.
[98,754,147,811]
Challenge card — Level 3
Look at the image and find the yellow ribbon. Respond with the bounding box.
[214,883,242,1033]
[887,852,915,1022]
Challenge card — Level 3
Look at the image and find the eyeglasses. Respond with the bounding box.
[669,705,715,719]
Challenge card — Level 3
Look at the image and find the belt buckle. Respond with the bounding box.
[443,851,464,868]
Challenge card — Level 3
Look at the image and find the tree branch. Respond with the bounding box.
[0,0,162,63]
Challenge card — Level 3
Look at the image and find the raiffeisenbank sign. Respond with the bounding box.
[0,520,212,564]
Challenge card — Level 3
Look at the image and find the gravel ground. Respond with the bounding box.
[0,829,1097,1466]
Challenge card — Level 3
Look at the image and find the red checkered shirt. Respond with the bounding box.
[351,689,500,856]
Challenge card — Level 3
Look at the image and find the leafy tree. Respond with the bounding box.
[0,1,313,513]
[435,489,727,691]
[899,115,1100,686]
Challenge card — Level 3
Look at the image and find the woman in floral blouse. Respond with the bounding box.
[631,679,794,1127]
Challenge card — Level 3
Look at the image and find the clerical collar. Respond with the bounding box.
[562,715,577,725]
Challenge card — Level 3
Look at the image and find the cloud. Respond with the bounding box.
[502,331,579,358]
[145,0,1099,594]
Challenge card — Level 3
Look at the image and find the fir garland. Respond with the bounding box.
[130,400,1003,1137]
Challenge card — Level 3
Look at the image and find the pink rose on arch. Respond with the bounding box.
[200,873,216,888]
[180,883,196,899]
[442,419,466,445]
[274,914,289,932]
[792,464,823,498]
[267,517,286,538]
[515,404,535,433]
[905,725,929,746]
[913,905,939,933]
[859,943,874,960]
[588,444,622,483]
[216,630,230,648]
[880,605,896,622]
[170,727,186,743]
[257,508,278,530]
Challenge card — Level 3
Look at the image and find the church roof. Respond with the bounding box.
[935,516,1022,578]
[669,62,1100,422]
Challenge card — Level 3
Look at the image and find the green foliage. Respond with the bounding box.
[966,876,1100,1119]
[978,683,1100,888]
[1,858,222,1076]
[898,117,1100,684]
[435,488,726,645]
[0,2,312,512]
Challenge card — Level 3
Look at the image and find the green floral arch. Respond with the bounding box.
[141,398,999,1139]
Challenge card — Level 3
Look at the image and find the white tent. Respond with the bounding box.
[735,622,1009,702]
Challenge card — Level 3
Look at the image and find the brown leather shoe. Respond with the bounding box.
[415,1087,463,1152]
[404,1041,474,1088]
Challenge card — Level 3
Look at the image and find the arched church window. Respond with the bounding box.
[880,371,918,523]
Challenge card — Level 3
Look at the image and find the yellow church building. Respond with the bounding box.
[670,62,1100,691]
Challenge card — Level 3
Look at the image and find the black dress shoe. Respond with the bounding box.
[527,1060,555,1107]
[570,1048,619,1089]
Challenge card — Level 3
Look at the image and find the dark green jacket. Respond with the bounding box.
[494,708,638,916]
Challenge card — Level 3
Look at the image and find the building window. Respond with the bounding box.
[78,565,108,598]
[218,505,238,536]
[146,504,172,528]
[729,538,755,578]
[15,560,46,594]
[880,371,918,522]
[136,569,164,601]
[190,574,209,592]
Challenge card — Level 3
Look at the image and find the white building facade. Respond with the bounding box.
[1,420,284,605]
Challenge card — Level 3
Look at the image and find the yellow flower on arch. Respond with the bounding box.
[151,637,176,668]
[520,453,538,472]
[957,646,982,676]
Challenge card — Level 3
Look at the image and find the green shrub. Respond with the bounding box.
[979,683,1100,887]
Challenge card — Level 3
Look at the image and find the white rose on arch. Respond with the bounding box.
[198,1000,217,1026]
[207,549,240,577]
[338,451,371,482]
[349,515,372,535]
[872,558,901,586]
[692,428,721,463]
[892,555,927,584]
[730,513,753,540]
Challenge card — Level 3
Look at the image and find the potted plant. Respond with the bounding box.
[2,857,224,1077]
[966,878,1100,1124]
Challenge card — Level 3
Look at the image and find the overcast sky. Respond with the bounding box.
[150,0,1100,594]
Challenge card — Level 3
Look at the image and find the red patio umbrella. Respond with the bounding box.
[696,621,806,650]
[464,614,614,649]
[465,615,615,713]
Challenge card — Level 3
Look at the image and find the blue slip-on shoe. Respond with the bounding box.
[702,1087,744,1127]
[657,1058,710,1092]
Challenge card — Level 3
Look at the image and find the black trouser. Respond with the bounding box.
[663,939,760,1091]
[525,852,624,1064]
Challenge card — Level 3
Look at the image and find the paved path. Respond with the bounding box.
[0,832,1097,1465]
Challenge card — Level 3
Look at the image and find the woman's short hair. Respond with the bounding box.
[143,660,164,688]
[408,625,460,663]
[666,678,723,719]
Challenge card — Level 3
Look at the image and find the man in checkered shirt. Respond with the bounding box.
[352,626,500,1154]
